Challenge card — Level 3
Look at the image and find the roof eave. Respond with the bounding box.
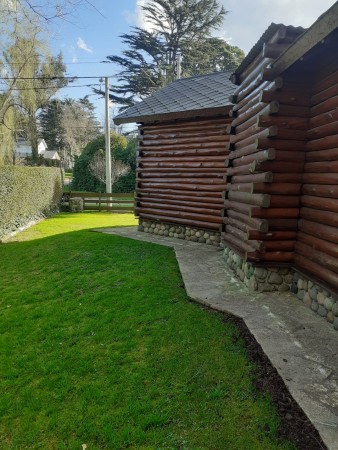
[269,2,338,78]
[114,105,232,125]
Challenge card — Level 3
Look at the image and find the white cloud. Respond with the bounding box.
[218,0,337,53]
[77,37,93,54]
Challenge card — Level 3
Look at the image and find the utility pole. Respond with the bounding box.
[176,53,181,79]
[105,77,112,193]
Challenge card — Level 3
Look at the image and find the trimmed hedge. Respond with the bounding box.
[0,166,63,239]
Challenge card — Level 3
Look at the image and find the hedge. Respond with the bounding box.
[0,166,63,239]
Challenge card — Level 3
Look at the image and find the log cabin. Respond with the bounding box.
[114,3,338,328]
[114,71,236,245]
[224,3,338,326]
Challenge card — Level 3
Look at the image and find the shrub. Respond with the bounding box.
[0,166,62,239]
[71,133,137,193]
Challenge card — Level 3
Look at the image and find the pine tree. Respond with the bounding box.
[102,0,244,107]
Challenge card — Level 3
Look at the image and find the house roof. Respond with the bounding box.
[233,23,306,79]
[269,2,338,79]
[41,150,60,160]
[114,71,235,125]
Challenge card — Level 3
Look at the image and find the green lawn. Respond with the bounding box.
[0,213,295,449]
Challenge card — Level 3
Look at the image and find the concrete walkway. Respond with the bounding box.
[95,226,338,450]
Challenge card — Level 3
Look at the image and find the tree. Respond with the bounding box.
[38,97,101,168]
[89,149,130,189]
[0,3,68,163]
[72,133,137,193]
[101,0,244,107]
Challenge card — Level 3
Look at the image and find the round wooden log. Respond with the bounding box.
[139,172,226,179]
[233,127,278,150]
[224,216,250,233]
[298,231,338,259]
[257,114,308,130]
[302,173,338,185]
[224,183,252,193]
[295,241,338,274]
[141,117,229,133]
[251,207,299,219]
[138,213,220,230]
[259,161,304,173]
[256,137,306,151]
[223,232,256,254]
[300,207,338,228]
[269,195,300,208]
[139,148,227,158]
[138,182,226,191]
[301,195,338,213]
[140,142,228,152]
[141,130,228,141]
[138,177,225,185]
[274,151,305,162]
[248,230,297,241]
[225,225,265,252]
[231,149,275,167]
[298,218,338,243]
[136,196,223,208]
[310,94,338,117]
[276,104,310,118]
[141,135,228,147]
[307,120,338,140]
[311,83,338,107]
[227,191,270,207]
[140,156,226,164]
[229,123,261,144]
[227,209,268,232]
[309,108,338,128]
[274,128,307,140]
[258,251,293,262]
[253,182,302,195]
[136,207,223,224]
[311,68,338,95]
[268,219,298,231]
[293,254,338,291]
[264,241,295,251]
[226,161,256,176]
[302,184,338,199]
[306,135,338,152]
[140,161,226,169]
[304,161,338,173]
[235,114,259,135]
[231,172,273,184]
[231,102,267,128]
[260,89,310,106]
[223,199,252,215]
[226,142,260,161]
[272,173,303,183]
[137,201,220,216]
[305,148,338,163]
[262,42,289,58]
[137,188,222,199]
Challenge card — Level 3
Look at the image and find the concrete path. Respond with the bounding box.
[94,226,338,449]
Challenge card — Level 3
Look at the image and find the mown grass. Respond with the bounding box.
[0,213,296,449]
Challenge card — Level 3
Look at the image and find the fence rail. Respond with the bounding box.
[62,191,135,212]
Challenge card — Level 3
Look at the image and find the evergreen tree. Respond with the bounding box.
[101,0,244,107]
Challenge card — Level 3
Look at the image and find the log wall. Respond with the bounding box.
[294,65,338,291]
[224,28,307,264]
[135,115,231,231]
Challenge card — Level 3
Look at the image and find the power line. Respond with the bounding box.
[0,84,101,92]
[0,75,118,80]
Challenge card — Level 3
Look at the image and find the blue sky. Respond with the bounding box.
[49,0,337,124]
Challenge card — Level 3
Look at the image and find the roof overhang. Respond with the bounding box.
[114,105,232,125]
[267,2,338,79]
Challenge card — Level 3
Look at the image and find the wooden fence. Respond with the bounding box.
[62,191,135,212]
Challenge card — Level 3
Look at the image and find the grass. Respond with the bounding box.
[0,213,296,449]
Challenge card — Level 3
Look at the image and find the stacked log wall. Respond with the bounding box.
[224,29,309,264]
[294,66,338,291]
[135,116,231,231]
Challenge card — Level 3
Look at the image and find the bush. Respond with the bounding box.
[71,133,137,193]
[0,166,63,239]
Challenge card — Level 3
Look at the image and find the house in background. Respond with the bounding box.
[15,138,60,161]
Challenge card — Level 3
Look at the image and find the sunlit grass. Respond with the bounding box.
[0,213,295,449]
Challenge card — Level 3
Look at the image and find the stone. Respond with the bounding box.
[308,280,314,289]
[138,225,144,232]
[334,317,338,331]
[327,312,334,324]
[311,301,319,312]
[317,305,327,317]
[210,235,216,241]
[293,272,299,282]
[297,290,305,301]
[159,230,164,236]
[169,227,175,233]
[69,197,83,212]
[290,282,298,294]
[309,287,318,301]
[268,272,283,285]
[250,277,258,291]
[174,233,178,238]
[324,297,334,311]
[297,279,303,290]
[178,233,185,239]
[169,232,174,237]
[190,236,198,242]
[317,292,325,305]
[195,231,201,238]
[185,230,191,237]
[278,268,290,275]
[154,229,159,235]
[284,273,294,284]
[332,302,338,317]
[204,232,210,239]
[206,239,211,245]
[259,283,275,292]
[302,280,308,291]
[151,223,155,228]
[303,292,311,306]
[198,237,206,243]
[278,283,290,292]
[163,231,169,236]
[144,227,149,233]
[149,229,154,234]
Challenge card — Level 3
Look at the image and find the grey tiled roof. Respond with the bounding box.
[114,71,235,125]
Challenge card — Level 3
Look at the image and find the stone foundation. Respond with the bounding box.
[223,245,338,330]
[291,272,338,331]
[223,246,293,292]
[138,219,221,246]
